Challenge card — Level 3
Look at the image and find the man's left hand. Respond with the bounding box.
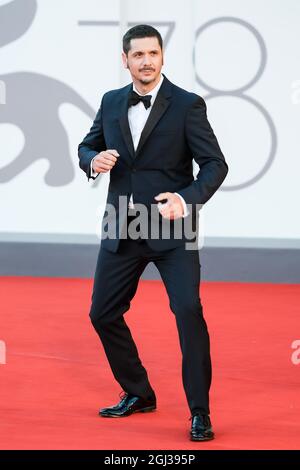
[154,192,184,220]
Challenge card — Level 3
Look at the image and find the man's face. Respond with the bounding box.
[122,36,164,85]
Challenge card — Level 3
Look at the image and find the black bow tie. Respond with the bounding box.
[128,90,152,110]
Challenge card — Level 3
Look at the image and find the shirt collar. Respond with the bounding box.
[132,74,164,104]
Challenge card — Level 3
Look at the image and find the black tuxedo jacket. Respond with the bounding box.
[78,75,228,252]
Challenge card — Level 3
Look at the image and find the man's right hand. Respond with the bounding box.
[92,149,119,174]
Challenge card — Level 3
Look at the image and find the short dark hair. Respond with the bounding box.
[122,24,163,55]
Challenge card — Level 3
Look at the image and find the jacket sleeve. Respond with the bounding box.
[176,96,228,206]
[78,94,107,180]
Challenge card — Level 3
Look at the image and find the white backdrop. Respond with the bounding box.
[0,0,299,247]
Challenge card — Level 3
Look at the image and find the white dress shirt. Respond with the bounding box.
[91,74,188,217]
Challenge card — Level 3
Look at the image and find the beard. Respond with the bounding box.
[139,77,155,85]
[127,63,162,86]
[138,70,156,85]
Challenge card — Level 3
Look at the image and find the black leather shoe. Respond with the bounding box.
[99,392,156,417]
[190,414,214,441]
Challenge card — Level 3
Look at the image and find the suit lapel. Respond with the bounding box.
[118,84,135,158]
[135,76,172,158]
[118,76,172,160]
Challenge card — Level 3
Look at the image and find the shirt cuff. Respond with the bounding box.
[90,158,98,178]
[174,192,189,218]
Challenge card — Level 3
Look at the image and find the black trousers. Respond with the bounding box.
[89,218,212,415]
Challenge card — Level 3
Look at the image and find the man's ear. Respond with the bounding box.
[122,52,128,69]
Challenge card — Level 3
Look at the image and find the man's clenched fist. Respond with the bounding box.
[92,149,119,173]
[154,192,185,220]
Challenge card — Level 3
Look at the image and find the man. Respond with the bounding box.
[78,24,228,441]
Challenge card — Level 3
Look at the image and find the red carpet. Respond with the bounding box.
[0,276,299,450]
